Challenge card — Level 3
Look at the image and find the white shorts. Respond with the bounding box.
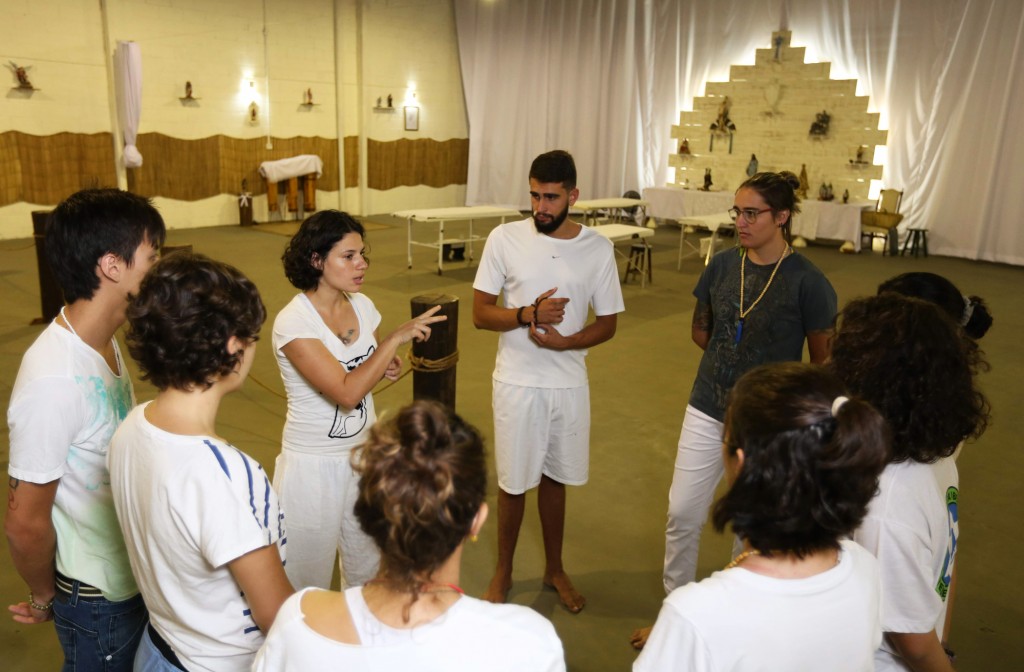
[492,380,590,494]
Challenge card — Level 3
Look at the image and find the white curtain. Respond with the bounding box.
[454,0,1024,265]
[113,40,143,168]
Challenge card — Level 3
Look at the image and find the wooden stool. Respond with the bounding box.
[901,229,929,258]
[623,242,652,284]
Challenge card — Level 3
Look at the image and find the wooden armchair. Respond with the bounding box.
[861,189,904,255]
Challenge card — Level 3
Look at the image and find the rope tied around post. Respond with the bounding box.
[408,350,460,372]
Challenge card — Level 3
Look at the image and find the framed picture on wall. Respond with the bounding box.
[404,106,419,131]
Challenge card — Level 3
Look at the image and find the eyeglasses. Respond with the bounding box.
[729,206,772,224]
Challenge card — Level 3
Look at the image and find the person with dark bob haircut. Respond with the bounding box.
[878,271,993,340]
[633,170,837,649]
[273,210,446,593]
[110,253,293,672]
[6,188,164,671]
[636,363,890,672]
[830,294,991,672]
[254,401,566,671]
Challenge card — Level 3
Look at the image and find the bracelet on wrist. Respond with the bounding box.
[29,591,54,612]
[515,305,528,327]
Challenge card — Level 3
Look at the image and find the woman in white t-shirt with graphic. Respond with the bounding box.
[254,401,566,671]
[273,211,446,591]
[635,363,890,672]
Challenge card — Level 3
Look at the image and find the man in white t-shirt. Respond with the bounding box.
[5,189,165,671]
[473,150,624,613]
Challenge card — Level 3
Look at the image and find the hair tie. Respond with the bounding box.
[831,396,849,417]
[960,295,974,327]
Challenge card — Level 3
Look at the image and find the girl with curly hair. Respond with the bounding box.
[830,294,990,672]
[254,401,565,671]
[109,252,293,671]
[636,363,890,671]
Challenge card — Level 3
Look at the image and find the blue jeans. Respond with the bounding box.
[52,581,147,672]
[133,628,182,672]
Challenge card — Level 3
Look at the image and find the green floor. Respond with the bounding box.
[2,217,1021,671]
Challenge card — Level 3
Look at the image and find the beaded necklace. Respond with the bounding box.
[736,247,791,344]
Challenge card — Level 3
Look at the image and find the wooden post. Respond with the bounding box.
[303,174,317,212]
[286,177,299,212]
[410,294,459,411]
[30,210,63,325]
[266,178,279,212]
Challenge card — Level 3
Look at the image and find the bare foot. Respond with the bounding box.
[630,625,653,650]
[543,570,586,613]
[483,572,512,604]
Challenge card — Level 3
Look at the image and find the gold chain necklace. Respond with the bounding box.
[736,247,790,344]
[724,549,761,570]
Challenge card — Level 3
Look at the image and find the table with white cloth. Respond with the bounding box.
[571,198,648,227]
[592,223,655,288]
[643,186,873,252]
[393,206,523,275]
[259,155,324,218]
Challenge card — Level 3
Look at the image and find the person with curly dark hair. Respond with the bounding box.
[254,401,565,671]
[633,171,837,649]
[272,210,446,592]
[6,189,164,671]
[109,252,293,672]
[636,363,890,671]
[878,271,993,340]
[829,294,990,672]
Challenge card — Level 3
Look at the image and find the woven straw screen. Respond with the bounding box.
[367,138,468,190]
[127,134,341,200]
[0,132,117,207]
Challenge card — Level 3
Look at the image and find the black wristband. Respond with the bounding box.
[516,305,529,326]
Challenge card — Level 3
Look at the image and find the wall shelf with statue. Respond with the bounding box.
[7,61,38,93]
[179,81,200,105]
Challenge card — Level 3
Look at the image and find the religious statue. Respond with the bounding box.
[7,61,33,89]
[843,189,850,204]
[305,88,313,105]
[773,35,785,61]
[387,94,393,108]
[809,110,831,137]
[679,138,691,155]
[746,154,758,177]
[701,168,713,192]
[798,164,810,198]
[710,96,736,133]
[856,145,866,163]
[376,96,382,107]
[818,183,835,201]
[185,81,193,99]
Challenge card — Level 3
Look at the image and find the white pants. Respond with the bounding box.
[664,405,727,593]
[273,450,380,590]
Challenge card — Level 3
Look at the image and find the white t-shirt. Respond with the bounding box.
[273,292,381,456]
[473,218,624,388]
[7,321,138,601]
[635,540,882,672]
[109,404,287,672]
[253,586,566,672]
[854,457,959,671]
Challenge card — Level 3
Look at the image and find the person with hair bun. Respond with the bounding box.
[273,210,446,592]
[109,252,293,671]
[878,271,993,340]
[254,401,566,672]
[634,171,837,648]
[830,294,990,672]
[635,362,890,671]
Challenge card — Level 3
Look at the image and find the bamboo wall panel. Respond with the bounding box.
[0,132,116,207]
[128,134,340,200]
[367,138,468,191]
[344,136,359,188]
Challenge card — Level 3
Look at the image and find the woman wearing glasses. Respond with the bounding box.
[632,171,837,649]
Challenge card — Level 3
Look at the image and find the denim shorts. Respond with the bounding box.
[52,579,147,672]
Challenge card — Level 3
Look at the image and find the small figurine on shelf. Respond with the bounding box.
[679,138,690,155]
[185,81,193,99]
[305,88,313,105]
[856,145,866,163]
[376,96,382,107]
[798,164,810,199]
[248,101,259,125]
[701,168,713,192]
[7,61,33,89]
[709,96,736,133]
[843,189,850,204]
[773,34,785,62]
[387,94,393,108]
[818,183,835,202]
[746,154,758,177]
[809,110,831,137]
